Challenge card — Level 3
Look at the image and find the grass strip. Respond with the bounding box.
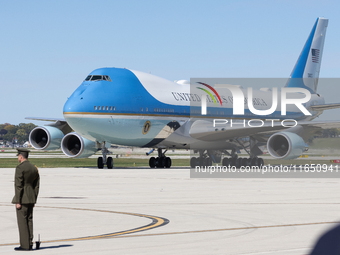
[1,157,338,169]
[0,158,190,168]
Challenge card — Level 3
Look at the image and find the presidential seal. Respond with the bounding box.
[143,121,151,135]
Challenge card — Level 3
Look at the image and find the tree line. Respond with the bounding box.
[0,123,37,145]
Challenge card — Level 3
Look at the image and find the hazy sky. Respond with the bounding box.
[1,0,340,125]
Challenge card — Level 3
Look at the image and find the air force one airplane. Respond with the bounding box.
[28,17,340,169]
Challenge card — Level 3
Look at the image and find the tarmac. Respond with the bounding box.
[1,166,340,254]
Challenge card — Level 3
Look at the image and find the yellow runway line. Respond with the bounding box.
[0,205,169,246]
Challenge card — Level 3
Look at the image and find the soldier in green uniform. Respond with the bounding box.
[12,148,40,251]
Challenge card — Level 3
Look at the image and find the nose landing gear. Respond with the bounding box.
[97,147,113,169]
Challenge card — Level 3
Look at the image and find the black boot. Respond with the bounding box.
[14,246,31,251]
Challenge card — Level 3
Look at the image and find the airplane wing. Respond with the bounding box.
[189,119,340,142]
[26,117,72,134]
[189,120,286,141]
[26,117,66,122]
[310,103,340,111]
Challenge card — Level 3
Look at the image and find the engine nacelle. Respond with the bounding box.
[29,126,64,150]
[267,132,308,160]
[61,132,98,158]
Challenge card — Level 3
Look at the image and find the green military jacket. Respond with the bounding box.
[12,160,40,204]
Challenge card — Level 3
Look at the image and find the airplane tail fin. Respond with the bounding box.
[285,17,328,94]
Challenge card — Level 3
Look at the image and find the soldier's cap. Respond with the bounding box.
[16,148,30,157]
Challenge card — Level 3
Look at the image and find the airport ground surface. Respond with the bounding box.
[1,165,340,254]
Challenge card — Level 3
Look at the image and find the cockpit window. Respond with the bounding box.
[84,75,112,82]
[104,75,112,82]
[91,75,103,81]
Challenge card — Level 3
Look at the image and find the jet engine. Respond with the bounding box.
[267,132,308,160]
[61,132,98,158]
[29,126,64,150]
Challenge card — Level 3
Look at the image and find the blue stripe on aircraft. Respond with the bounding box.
[64,67,190,116]
[63,67,304,120]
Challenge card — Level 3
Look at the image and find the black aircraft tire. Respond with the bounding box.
[241,158,248,167]
[165,157,172,168]
[149,157,156,168]
[190,157,197,168]
[258,158,264,168]
[235,158,242,168]
[222,157,230,167]
[156,157,165,168]
[230,157,237,167]
[97,157,104,169]
[206,157,212,166]
[107,156,113,169]
[251,157,258,167]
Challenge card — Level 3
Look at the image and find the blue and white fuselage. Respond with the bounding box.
[63,67,324,149]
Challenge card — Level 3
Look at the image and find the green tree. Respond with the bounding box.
[3,125,16,144]
[20,123,36,136]
[16,129,27,143]
[1,123,37,145]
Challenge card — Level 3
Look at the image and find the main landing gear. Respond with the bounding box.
[190,149,265,168]
[221,155,264,168]
[219,138,265,168]
[97,147,113,169]
[190,157,213,167]
[190,150,214,168]
[149,148,172,168]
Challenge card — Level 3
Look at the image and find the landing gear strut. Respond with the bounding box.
[149,148,172,168]
[97,147,113,169]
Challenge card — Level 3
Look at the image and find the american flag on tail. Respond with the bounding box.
[312,48,320,63]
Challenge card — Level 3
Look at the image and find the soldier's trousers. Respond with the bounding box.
[16,204,34,249]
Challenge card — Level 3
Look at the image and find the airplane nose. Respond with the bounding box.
[63,96,85,113]
[63,96,85,124]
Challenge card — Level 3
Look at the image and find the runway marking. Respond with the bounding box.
[1,204,339,246]
[113,221,340,239]
[0,205,169,246]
